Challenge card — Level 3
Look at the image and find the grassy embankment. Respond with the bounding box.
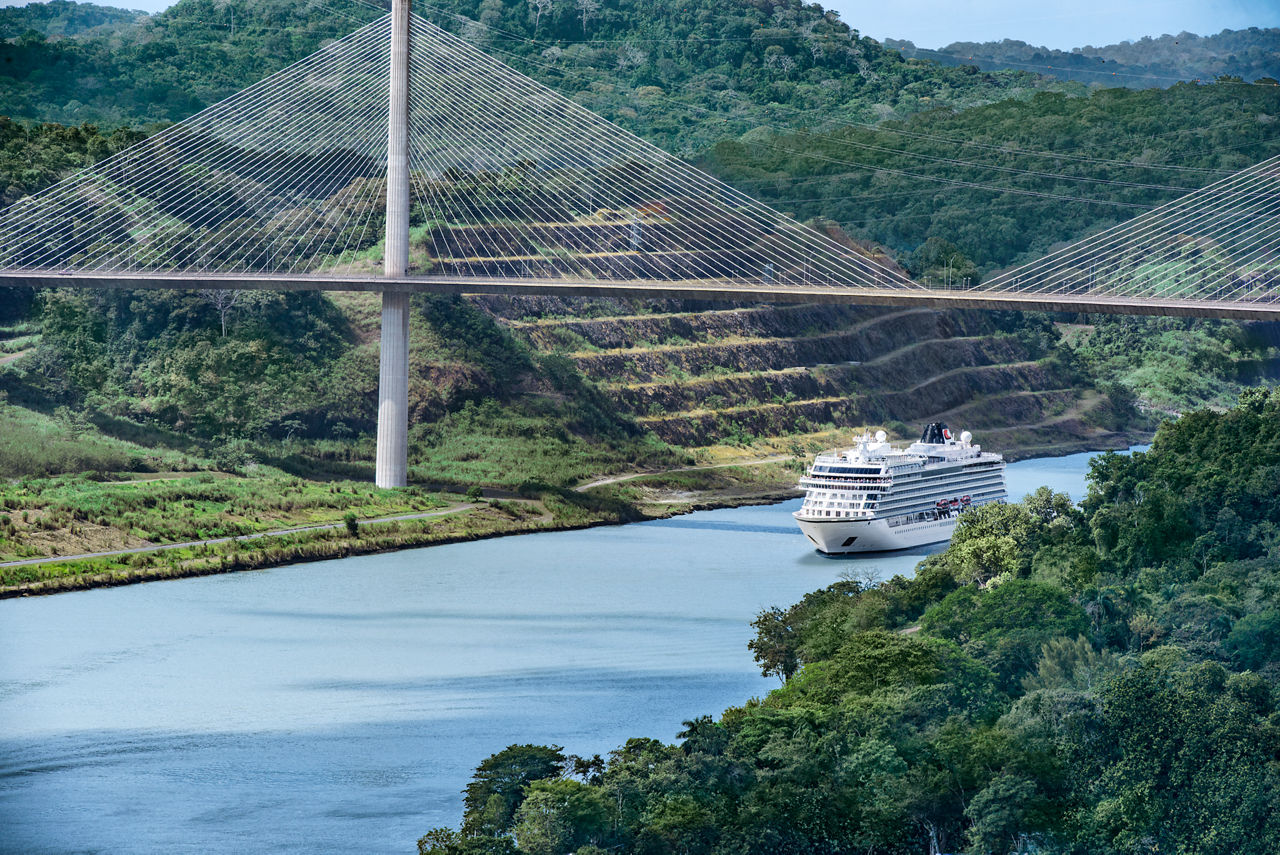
[0,393,658,595]
[0,291,1157,597]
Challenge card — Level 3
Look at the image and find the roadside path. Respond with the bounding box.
[575,454,794,492]
[3,455,799,570]
[0,504,476,569]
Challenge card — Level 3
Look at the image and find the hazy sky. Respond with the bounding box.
[6,0,1280,50]
[829,0,1280,49]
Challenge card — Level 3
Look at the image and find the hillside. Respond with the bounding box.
[419,389,1280,854]
[0,0,1076,136]
[887,27,1280,87]
[0,0,1278,584]
[0,0,145,40]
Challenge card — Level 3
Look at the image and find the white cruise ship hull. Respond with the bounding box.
[794,512,959,554]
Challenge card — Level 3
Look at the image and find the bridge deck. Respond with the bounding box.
[1,272,1277,320]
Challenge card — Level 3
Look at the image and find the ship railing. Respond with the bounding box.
[799,476,891,488]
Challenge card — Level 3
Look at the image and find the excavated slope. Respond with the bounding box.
[473,295,1129,455]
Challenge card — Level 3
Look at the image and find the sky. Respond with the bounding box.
[829,0,1280,50]
[4,0,1280,50]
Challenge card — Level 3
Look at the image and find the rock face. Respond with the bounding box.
[475,295,1133,455]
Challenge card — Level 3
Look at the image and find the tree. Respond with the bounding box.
[199,288,241,337]
[922,580,1088,692]
[1224,609,1280,670]
[964,774,1037,855]
[1071,659,1280,853]
[748,606,800,681]
[946,501,1039,585]
[1021,635,1118,694]
[511,779,610,854]
[574,0,599,34]
[527,0,551,29]
[677,715,728,756]
[463,744,566,836]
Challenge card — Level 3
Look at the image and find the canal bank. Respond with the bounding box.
[0,433,1142,599]
[0,447,1134,855]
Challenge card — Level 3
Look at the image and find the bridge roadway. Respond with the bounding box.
[3,271,1278,320]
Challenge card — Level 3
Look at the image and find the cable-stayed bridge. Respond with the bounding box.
[1,2,1278,485]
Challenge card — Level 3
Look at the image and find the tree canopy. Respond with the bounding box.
[422,387,1280,854]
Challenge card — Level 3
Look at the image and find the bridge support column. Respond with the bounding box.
[376,290,410,488]
[376,0,411,488]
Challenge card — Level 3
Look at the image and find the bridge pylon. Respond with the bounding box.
[376,0,412,489]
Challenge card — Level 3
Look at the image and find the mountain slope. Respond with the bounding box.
[0,0,1076,138]
[0,0,145,40]
[887,27,1280,87]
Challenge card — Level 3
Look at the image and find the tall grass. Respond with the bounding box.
[0,403,144,477]
[0,473,446,547]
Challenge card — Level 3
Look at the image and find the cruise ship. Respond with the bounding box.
[793,422,1006,554]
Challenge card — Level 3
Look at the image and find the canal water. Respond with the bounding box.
[0,449,1118,854]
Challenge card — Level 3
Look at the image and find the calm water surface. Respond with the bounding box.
[0,449,1123,853]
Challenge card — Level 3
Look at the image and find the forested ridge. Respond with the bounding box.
[1,0,1071,132]
[3,0,1277,268]
[419,389,1280,855]
[888,28,1280,88]
[0,0,144,41]
[1,0,1277,450]
[0,2,1276,581]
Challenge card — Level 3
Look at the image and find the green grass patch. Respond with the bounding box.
[0,400,182,478]
[0,471,448,560]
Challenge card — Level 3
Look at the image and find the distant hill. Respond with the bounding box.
[0,0,146,40]
[0,0,1076,139]
[886,27,1280,87]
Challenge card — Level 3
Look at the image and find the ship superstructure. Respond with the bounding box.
[793,422,1006,554]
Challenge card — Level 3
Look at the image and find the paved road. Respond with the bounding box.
[0,504,475,569]
[575,455,794,491]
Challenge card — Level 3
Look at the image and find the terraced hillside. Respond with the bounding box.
[474,297,1143,459]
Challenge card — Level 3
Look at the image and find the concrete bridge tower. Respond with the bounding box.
[376,0,411,488]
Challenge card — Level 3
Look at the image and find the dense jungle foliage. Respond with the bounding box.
[4,0,1276,268]
[1,0,1278,457]
[0,0,1075,135]
[0,0,144,40]
[699,82,1280,268]
[0,286,679,486]
[888,28,1280,88]
[419,388,1280,855]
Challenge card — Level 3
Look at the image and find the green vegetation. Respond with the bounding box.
[0,0,1274,583]
[699,82,1280,269]
[0,0,1070,136]
[0,0,378,125]
[1067,315,1279,412]
[890,28,1280,87]
[420,387,1280,854]
[0,0,144,40]
[0,395,174,477]
[0,499,547,592]
[0,471,445,556]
